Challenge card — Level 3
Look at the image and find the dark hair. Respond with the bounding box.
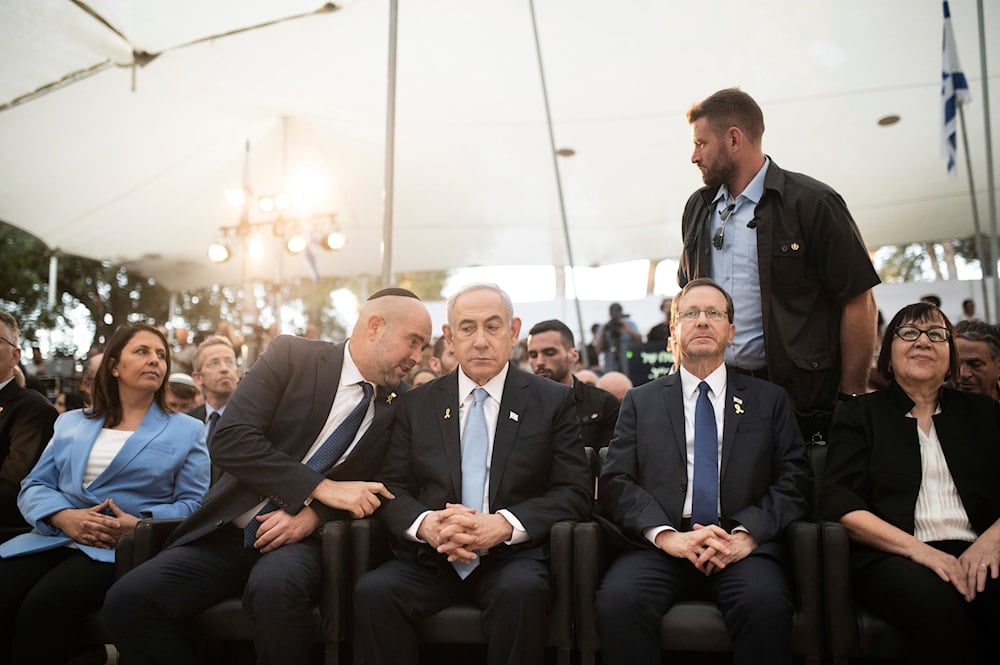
[528,319,575,349]
[672,278,735,324]
[368,287,420,300]
[919,294,942,308]
[954,319,1000,359]
[687,88,765,145]
[877,303,959,380]
[89,323,170,428]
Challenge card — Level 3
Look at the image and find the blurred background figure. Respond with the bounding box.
[408,367,437,387]
[959,298,978,323]
[953,320,1000,402]
[171,326,196,374]
[165,373,200,413]
[428,336,457,376]
[595,303,643,374]
[0,322,209,665]
[646,297,673,345]
[53,391,85,415]
[596,371,633,402]
[576,369,599,386]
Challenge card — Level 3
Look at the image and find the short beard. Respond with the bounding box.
[701,148,736,189]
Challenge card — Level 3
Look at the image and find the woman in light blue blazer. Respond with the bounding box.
[0,323,210,665]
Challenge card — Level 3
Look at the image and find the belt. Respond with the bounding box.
[728,364,769,381]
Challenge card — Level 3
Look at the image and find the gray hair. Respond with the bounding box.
[0,311,20,343]
[446,283,514,327]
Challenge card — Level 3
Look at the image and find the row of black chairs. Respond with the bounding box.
[80,443,906,665]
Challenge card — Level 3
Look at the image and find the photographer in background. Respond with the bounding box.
[594,303,643,373]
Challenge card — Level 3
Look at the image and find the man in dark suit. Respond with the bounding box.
[187,334,241,484]
[596,278,810,665]
[354,283,592,665]
[526,318,619,450]
[0,312,57,529]
[105,288,432,665]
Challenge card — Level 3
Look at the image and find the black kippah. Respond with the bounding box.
[367,287,420,301]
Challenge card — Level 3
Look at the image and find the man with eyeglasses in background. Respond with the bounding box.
[0,312,57,529]
[596,278,810,665]
[678,87,879,441]
[189,335,242,484]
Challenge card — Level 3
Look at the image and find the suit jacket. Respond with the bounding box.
[377,363,592,564]
[573,378,619,450]
[0,405,209,563]
[598,371,810,558]
[0,380,57,526]
[166,335,400,548]
[821,382,1000,570]
[187,405,207,422]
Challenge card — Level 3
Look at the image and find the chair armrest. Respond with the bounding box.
[822,520,857,660]
[573,521,607,655]
[548,521,575,653]
[348,518,392,589]
[319,520,351,645]
[787,520,822,658]
[120,518,185,573]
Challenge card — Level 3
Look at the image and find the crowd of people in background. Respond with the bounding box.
[0,87,999,665]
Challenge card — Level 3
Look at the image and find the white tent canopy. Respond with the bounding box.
[1,0,997,291]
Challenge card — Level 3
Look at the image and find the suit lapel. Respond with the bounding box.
[720,372,746,479]
[663,374,687,465]
[490,365,527,505]
[304,342,345,445]
[89,405,169,490]
[437,374,463,499]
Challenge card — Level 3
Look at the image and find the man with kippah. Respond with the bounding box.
[106,288,432,665]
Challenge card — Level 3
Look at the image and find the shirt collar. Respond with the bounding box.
[206,403,225,419]
[679,363,727,400]
[457,363,510,404]
[0,377,13,392]
[712,156,771,207]
[342,339,371,392]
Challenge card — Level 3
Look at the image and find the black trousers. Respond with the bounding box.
[354,554,551,665]
[0,547,115,665]
[853,539,1000,665]
[104,526,322,665]
[595,547,794,665]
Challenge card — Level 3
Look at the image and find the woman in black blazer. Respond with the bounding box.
[822,302,1000,665]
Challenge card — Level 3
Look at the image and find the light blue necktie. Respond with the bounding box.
[691,381,720,526]
[244,381,373,549]
[453,387,489,579]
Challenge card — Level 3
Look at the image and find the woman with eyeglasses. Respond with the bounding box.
[821,302,1000,665]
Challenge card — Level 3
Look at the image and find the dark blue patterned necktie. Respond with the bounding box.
[244,381,374,549]
[691,381,719,526]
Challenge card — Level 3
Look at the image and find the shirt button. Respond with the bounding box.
[781,244,789,252]
[680,484,687,493]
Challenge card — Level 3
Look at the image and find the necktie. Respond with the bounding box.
[691,381,719,526]
[453,387,489,579]
[206,411,220,445]
[244,381,374,549]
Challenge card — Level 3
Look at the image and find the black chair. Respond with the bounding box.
[821,522,907,664]
[347,517,576,665]
[573,445,825,665]
[111,518,350,665]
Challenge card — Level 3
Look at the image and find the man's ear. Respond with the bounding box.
[364,315,384,339]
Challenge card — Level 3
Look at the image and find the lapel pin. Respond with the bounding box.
[0,406,4,415]
[733,396,744,415]
[444,408,451,420]
[386,392,396,404]
[509,411,519,422]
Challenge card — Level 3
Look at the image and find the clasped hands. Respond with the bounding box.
[914,536,1000,602]
[418,503,514,564]
[654,523,757,575]
[48,498,139,549]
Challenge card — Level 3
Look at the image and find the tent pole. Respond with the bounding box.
[958,105,991,321]
[977,0,999,322]
[527,0,590,365]
[380,0,399,289]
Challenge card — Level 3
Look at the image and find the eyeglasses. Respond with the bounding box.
[712,203,736,250]
[894,325,950,343]
[678,307,727,322]
[0,336,16,349]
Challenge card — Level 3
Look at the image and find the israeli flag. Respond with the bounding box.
[941,1,971,179]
